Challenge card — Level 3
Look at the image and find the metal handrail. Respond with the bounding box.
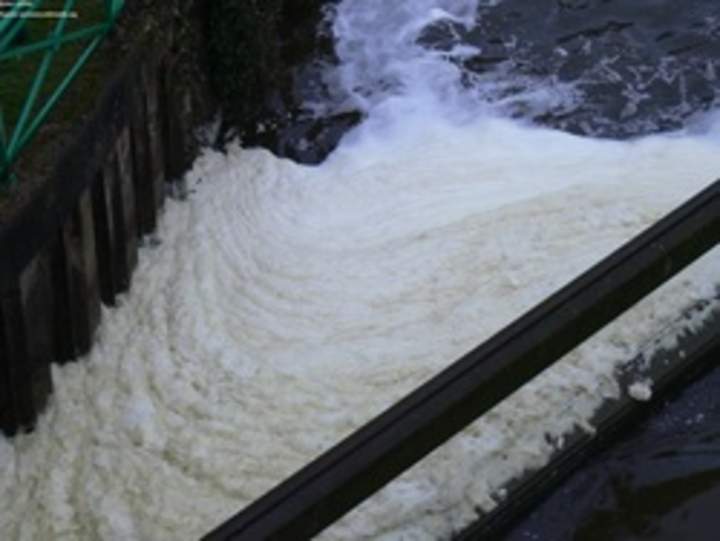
[0,0,125,186]
[205,179,720,540]
[0,1,44,50]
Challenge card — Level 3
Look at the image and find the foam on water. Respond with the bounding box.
[2,1,720,540]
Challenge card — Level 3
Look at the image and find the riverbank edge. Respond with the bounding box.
[0,0,218,436]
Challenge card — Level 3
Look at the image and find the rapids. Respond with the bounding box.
[2,1,720,539]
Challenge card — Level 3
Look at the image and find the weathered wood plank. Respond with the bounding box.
[162,58,193,184]
[112,126,138,292]
[51,230,74,364]
[0,27,215,435]
[59,188,101,359]
[0,247,54,436]
[145,57,166,211]
[0,299,13,434]
[0,288,33,435]
[18,249,54,420]
[92,166,118,305]
[129,62,159,237]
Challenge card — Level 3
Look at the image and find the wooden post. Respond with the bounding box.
[145,56,166,210]
[162,58,192,184]
[58,188,101,360]
[18,249,54,418]
[0,286,34,435]
[0,37,214,436]
[0,299,14,433]
[204,179,720,541]
[0,248,54,435]
[130,65,156,237]
[111,125,138,292]
[92,165,118,305]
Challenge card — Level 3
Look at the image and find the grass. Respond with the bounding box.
[1,1,110,168]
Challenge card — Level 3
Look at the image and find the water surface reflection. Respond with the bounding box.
[506,361,720,541]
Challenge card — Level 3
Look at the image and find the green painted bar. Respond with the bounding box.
[15,32,106,153]
[0,0,124,186]
[6,0,76,154]
[0,24,106,61]
[0,0,42,50]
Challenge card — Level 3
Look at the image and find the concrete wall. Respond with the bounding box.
[0,37,215,436]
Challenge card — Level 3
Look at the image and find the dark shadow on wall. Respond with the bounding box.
[207,0,362,164]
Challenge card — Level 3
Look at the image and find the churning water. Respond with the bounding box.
[2,1,720,540]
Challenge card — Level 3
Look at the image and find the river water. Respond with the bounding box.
[1,1,720,540]
[506,360,720,541]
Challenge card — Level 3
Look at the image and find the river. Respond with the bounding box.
[1,1,720,540]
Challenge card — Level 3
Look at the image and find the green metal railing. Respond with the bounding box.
[0,0,124,187]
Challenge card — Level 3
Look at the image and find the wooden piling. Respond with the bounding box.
[92,166,119,305]
[59,188,101,359]
[0,42,216,436]
[112,126,139,292]
[204,179,720,541]
[130,64,154,237]
[146,57,167,210]
[0,248,55,435]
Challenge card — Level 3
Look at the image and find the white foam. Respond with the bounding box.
[628,381,654,402]
[1,116,719,540]
[324,0,484,122]
[2,1,720,539]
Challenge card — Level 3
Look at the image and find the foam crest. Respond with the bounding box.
[327,0,482,119]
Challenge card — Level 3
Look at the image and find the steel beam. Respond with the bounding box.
[204,179,720,541]
[456,297,720,540]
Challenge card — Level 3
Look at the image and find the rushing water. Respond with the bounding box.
[2,2,720,540]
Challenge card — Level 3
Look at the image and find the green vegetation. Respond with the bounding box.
[1,1,118,186]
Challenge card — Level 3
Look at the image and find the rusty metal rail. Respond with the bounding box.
[204,179,720,541]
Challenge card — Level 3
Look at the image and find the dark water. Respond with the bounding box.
[465,3,720,537]
[272,0,720,162]
[424,0,720,138]
[504,361,720,541]
[418,2,720,538]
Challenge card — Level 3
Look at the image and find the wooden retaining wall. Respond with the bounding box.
[0,44,212,436]
[204,180,720,540]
